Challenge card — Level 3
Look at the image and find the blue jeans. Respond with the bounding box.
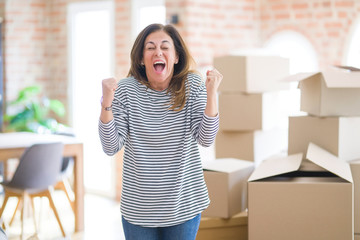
[122,214,201,240]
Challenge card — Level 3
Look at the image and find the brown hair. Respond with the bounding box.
[128,23,196,111]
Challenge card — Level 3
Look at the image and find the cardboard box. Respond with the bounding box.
[248,143,353,240]
[288,115,360,161]
[196,211,248,240]
[202,159,254,218]
[219,91,289,131]
[215,128,287,164]
[355,234,360,240]
[289,67,360,116]
[214,55,290,93]
[349,159,360,234]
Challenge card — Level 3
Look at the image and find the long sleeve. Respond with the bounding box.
[189,78,219,147]
[98,86,129,156]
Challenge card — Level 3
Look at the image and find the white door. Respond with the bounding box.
[68,1,115,197]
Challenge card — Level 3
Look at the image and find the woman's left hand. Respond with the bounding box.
[206,68,223,95]
[204,68,223,117]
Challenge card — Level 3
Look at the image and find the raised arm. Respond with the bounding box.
[100,77,118,123]
[204,69,223,117]
[98,77,128,156]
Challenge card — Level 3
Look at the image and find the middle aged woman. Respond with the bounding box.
[99,23,223,240]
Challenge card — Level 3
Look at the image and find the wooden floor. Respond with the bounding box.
[1,192,124,240]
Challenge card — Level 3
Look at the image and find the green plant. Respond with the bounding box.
[4,85,66,133]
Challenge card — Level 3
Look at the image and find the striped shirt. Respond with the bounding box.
[98,73,219,227]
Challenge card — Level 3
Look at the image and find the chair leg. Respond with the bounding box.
[9,197,21,226]
[0,193,10,229]
[20,192,27,240]
[0,193,10,219]
[45,188,66,237]
[58,179,75,213]
[30,197,38,233]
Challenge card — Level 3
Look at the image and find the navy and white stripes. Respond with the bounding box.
[99,73,219,227]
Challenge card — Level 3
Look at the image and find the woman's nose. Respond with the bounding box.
[155,48,162,56]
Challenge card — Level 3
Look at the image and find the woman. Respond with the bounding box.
[99,23,222,240]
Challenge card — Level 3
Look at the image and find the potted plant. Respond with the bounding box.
[3,85,68,134]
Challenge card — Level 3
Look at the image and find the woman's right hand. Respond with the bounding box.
[101,77,118,107]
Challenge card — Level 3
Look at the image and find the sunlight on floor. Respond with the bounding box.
[1,192,124,240]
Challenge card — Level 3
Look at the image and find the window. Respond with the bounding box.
[264,30,319,74]
[132,0,166,39]
[264,30,319,128]
[344,16,360,68]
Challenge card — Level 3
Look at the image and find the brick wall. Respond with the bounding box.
[2,0,360,119]
[259,0,360,69]
[2,0,73,124]
[114,0,131,79]
[3,0,49,100]
[166,0,260,68]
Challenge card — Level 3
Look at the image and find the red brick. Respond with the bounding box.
[316,11,333,19]
[275,13,290,19]
[271,3,288,11]
[335,1,354,8]
[322,1,332,8]
[324,22,343,28]
[293,3,309,9]
[338,11,348,18]
[327,31,340,37]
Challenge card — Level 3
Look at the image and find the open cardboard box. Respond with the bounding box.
[286,66,360,116]
[202,158,254,218]
[248,143,353,240]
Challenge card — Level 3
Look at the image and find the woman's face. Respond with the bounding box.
[142,30,179,91]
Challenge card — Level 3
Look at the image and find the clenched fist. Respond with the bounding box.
[206,68,223,95]
[204,68,223,117]
[101,77,118,108]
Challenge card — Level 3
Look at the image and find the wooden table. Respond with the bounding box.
[0,132,84,233]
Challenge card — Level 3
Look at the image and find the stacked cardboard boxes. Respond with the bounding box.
[202,158,254,218]
[214,55,291,165]
[288,68,360,237]
[288,67,360,160]
[200,55,290,239]
[200,159,253,240]
[248,67,360,240]
[287,67,360,239]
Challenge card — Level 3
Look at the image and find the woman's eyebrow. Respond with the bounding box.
[145,41,156,46]
[145,40,171,45]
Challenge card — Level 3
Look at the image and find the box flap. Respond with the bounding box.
[248,153,303,182]
[322,68,360,88]
[203,158,253,173]
[279,72,319,83]
[334,65,360,71]
[306,142,353,183]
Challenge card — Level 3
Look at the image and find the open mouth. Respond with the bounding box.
[153,61,165,73]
